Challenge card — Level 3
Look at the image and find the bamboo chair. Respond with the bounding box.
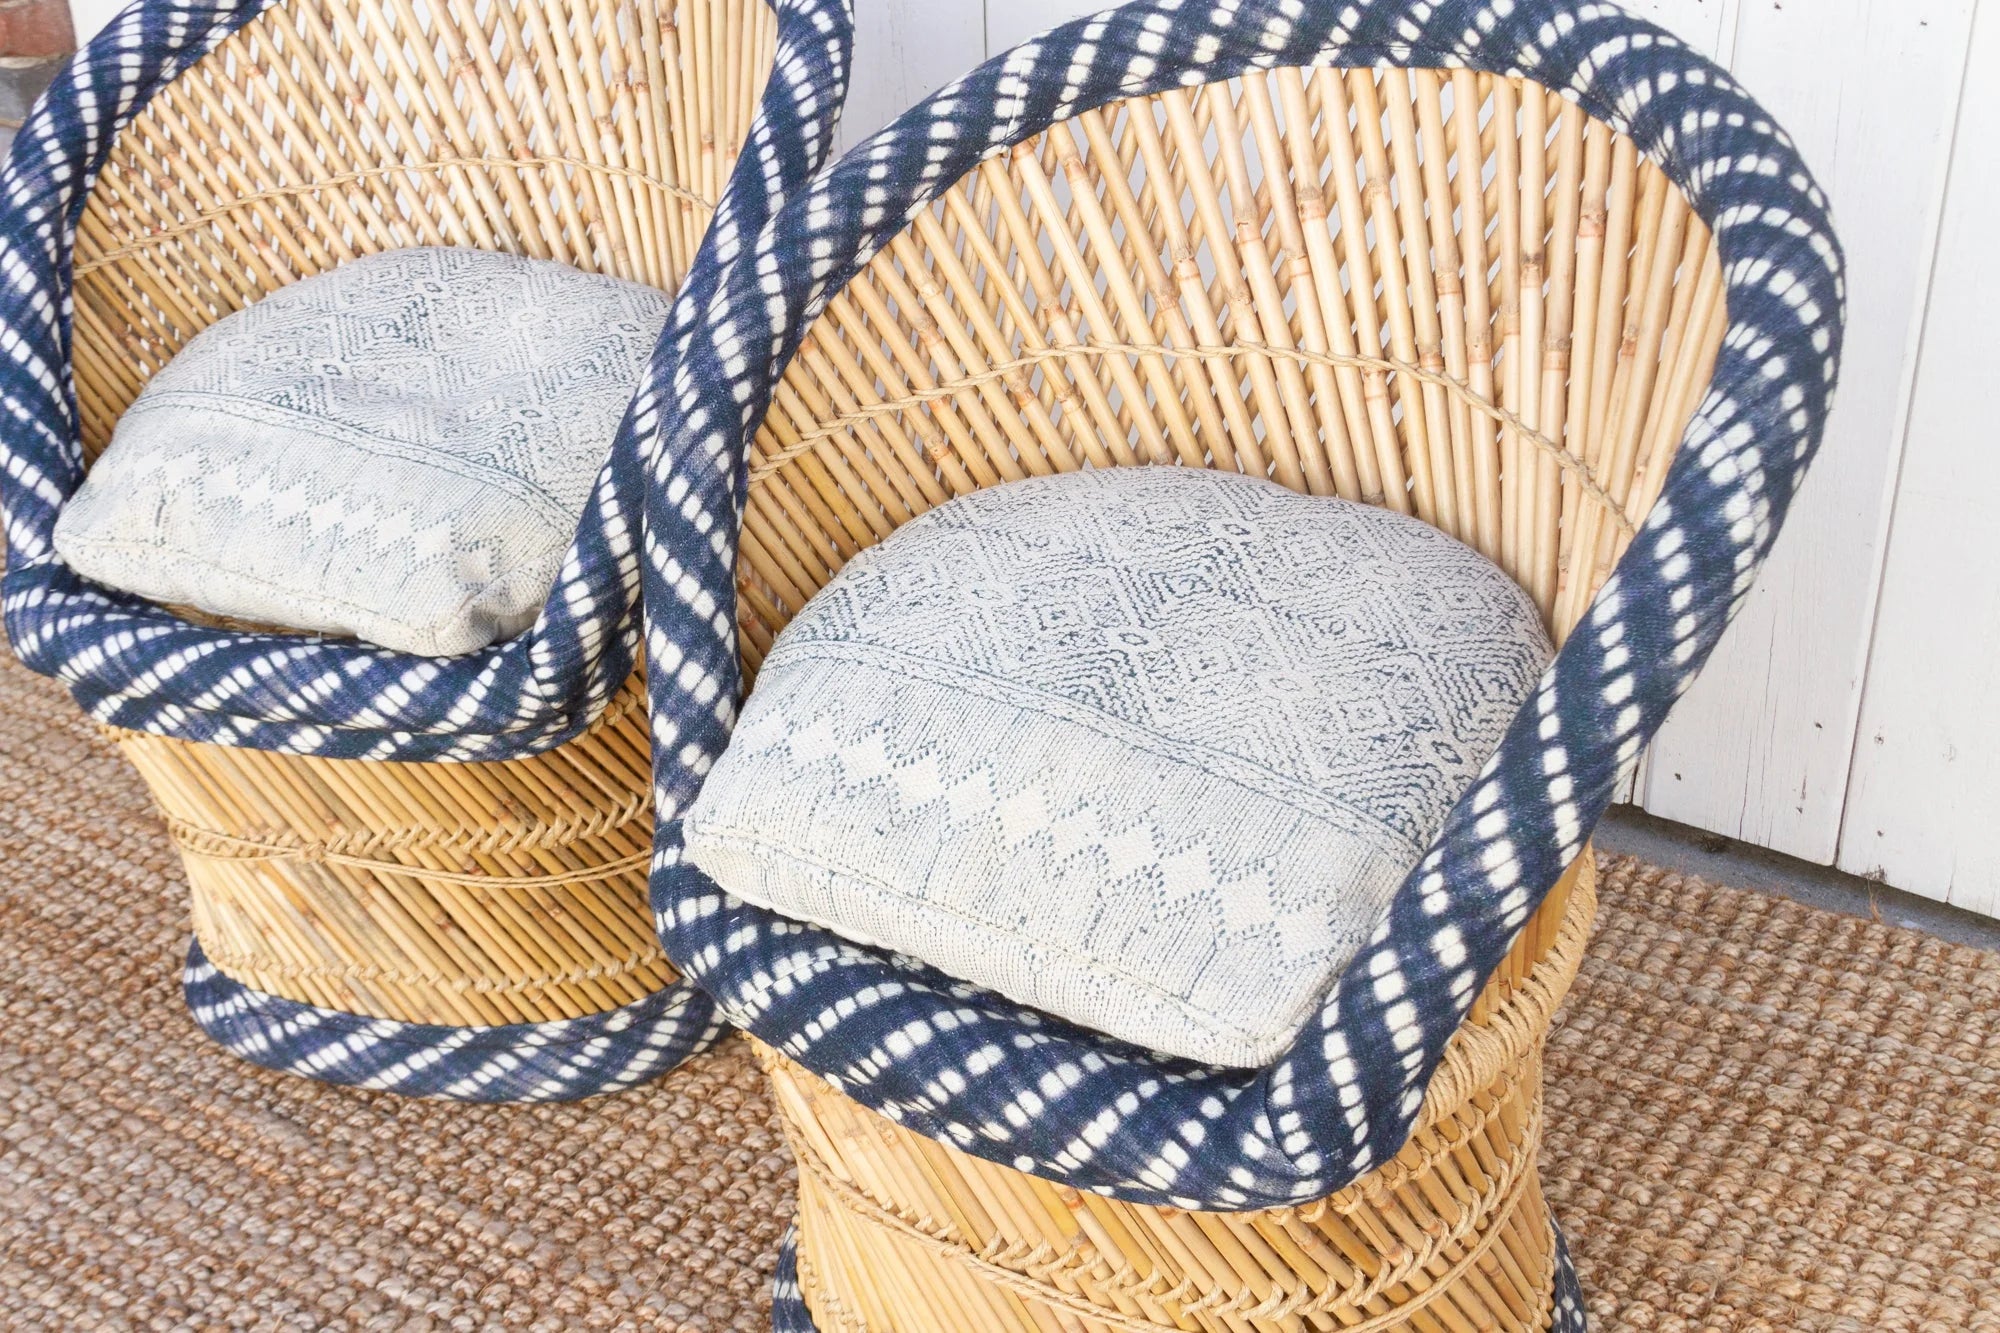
[0,0,852,1099]
[641,0,1845,1326]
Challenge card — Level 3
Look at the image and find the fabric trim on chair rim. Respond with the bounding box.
[182,939,726,1101]
[0,0,855,762]
[644,0,1845,1212]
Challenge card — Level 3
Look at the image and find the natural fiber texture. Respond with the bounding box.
[129,665,731,1100]
[1545,862,2000,1333]
[1,652,1996,1329]
[727,72,1722,665]
[759,850,1597,1333]
[120,677,670,1027]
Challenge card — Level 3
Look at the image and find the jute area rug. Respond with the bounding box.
[2,651,1996,1332]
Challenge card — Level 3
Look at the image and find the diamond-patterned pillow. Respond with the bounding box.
[54,247,674,657]
[684,467,1552,1067]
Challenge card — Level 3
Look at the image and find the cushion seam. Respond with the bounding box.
[55,532,562,656]
[754,647,1436,859]
[688,821,1329,1061]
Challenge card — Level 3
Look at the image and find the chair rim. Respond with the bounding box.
[0,0,856,761]
[644,0,1846,1212]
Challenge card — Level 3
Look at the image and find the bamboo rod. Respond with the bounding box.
[743,68,1724,656]
[765,855,1595,1333]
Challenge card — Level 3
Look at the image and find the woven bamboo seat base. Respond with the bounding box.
[768,1214,1584,1333]
[755,853,1595,1333]
[115,676,675,1027]
[63,0,779,1035]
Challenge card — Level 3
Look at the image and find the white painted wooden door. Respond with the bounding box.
[1837,0,2000,919]
[1635,0,1976,870]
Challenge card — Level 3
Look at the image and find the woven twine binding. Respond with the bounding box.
[787,1088,1550,1331]
[113,674,674,1024]
[75,158,717,276]
[120,683,653,878]
[752,339,1640,539]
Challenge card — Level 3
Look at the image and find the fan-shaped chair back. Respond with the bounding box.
[738,67,1721,660]
[73,0,776,451]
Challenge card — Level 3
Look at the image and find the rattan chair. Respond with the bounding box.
[0,0,851,1099]
[649,1,1842,1328]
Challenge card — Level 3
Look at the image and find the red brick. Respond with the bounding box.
[0,0,74,60]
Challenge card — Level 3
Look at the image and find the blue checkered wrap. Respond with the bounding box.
[0,0,853,763]
[647,0,1844,1213]
[0,0,852,1099]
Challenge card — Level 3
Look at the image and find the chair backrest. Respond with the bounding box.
[72,0,777,456]
[737,66,1723,663]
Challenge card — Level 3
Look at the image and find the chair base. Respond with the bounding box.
[124,672,725,1100]
[116,676,677,1032]
[772,1222,1589,1332]
[183,939,725,1101]
[758,854,1595,1333]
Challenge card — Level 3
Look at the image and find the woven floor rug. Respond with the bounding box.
[2,649,1996,1333]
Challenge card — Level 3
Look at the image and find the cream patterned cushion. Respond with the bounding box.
[683,467,1554,1067]
[54,247,673,656]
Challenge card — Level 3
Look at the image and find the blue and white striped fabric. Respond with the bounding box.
[0,0,852,763]
[769,1230,813,1333]
[182,940,726,1102]
[646,0,1844,1220]
[0,0,852,1099]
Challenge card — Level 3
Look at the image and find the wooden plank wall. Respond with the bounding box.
[1838,0,2000,917]
[61,0,1996,915]
[1635,0,1975,871]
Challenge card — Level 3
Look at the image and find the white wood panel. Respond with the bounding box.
[837,1,988,150]
[983,0,1101,50]
[1636,0,1976,861]
[1617,0,1738,60]
[65,0,121,45]
[1838,0,2000,915]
